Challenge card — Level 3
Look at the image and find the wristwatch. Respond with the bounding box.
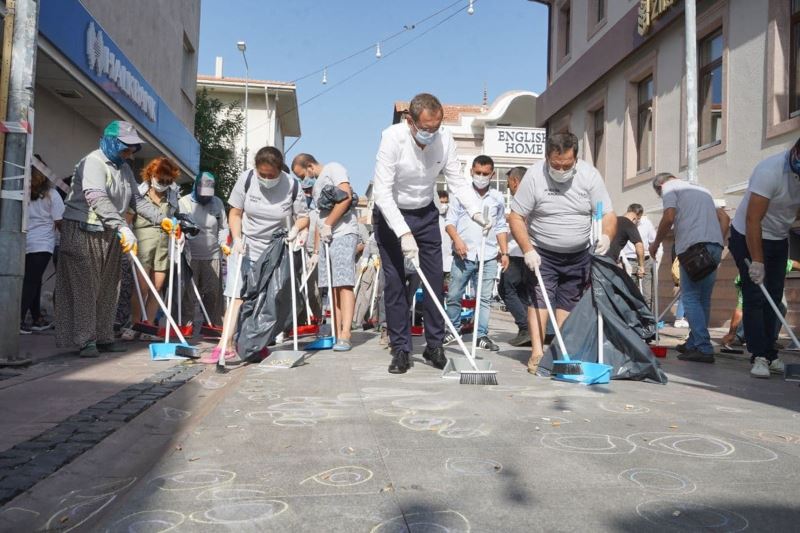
[501,252,509,256]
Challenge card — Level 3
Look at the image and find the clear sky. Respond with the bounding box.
[197,0,549,195]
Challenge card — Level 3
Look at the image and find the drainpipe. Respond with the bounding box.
[685,0,698,183]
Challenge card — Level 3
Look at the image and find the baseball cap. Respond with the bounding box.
[104,120,146,145]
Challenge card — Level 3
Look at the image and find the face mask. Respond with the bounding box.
[548,164,575,183]
[438,205,448,216]
[472,175,491,189]
[414,129,437,146]
[151,180,169,193]
[259,176,281,190]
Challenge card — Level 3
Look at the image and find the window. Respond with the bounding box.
[792,0,800,114]
[592,107,605,171]
[698,29,723,147]
[636,76,653,173]
[597,0,605,23]
[181,32,196,102]
[557,1,572,64]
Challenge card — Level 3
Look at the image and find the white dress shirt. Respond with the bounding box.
[445,188,509,262]
[372,122,480,237]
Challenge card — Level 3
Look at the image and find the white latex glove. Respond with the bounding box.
[287,225,299,243]
[118,227,137,254]
[471,212,492,235]
[296,229,308,248]
[400,232,419,261]
[594,234,611,255]
[523,248,541,271]
[748,260,765,285]
[319,224,333,244]
[231,238,246,255]
[307,252,319,272]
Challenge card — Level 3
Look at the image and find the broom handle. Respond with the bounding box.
[657,290,681,323]
[219,243,245,369]
[165,232,176,344]
[191,277,213,325]
[654,258,661,343]
[413,258,478,371]
[177,240,183,327]
[746,259,800,350]
[131,260,148,321]
[287,218,299,351]
[472,205,490,360]
[129,252,187,344]
[300,250,312,323]
[369,261,380,319]
[595,202,604,364]
[325,242,336,343]
[534,264,568,358]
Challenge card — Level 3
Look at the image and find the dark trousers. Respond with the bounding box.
[21,251,52,322]
[499,256,530,331]
[374,203,444,353]
[728,228,788,362]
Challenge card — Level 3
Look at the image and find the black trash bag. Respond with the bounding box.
[539,254,667,384]
[235,229,296,362]
[317,184,359,212]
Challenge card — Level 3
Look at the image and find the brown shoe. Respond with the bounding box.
[527,354,543,374]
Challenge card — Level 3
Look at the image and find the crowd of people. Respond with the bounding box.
[19,95,800,380]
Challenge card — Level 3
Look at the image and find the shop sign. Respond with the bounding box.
[483,127,546,159]
[638,0,678,36]
[86,22,157,122]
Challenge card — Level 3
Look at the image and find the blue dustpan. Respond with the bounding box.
[304,336,334,350]
[149,343,192,360]
[554,362,612,385]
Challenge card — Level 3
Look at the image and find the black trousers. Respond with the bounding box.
[499,256,530,331]
[374,203,444,353]
[21,251,52,322]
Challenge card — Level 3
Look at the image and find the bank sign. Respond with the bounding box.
[483,127,546,159]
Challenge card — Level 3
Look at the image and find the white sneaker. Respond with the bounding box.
[750,357,770,378]
[673,319,689,328]
[769,358,785,375]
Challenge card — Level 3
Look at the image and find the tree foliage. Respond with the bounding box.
[194,88,244,202]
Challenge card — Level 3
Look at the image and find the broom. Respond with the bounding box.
[130,261,159,336]
[535,264,582,376]
[217,239,245,374]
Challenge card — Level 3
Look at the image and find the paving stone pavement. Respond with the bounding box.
[0,315,798,532]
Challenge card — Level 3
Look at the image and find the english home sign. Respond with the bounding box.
[484,127,546,159]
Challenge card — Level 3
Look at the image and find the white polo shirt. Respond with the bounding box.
[372,122,480,237]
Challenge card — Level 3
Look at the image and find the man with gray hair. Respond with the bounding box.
[372,92,490,374]
[499,166,532,346]
[509,132,616,374]
[649,173,729,363]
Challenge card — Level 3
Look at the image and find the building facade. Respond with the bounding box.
[197,58,300,168]
[532,0,799,325]
[25,0,201,179]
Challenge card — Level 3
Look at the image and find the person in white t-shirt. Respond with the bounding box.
[729,138,800,378]
[21,157,64,334]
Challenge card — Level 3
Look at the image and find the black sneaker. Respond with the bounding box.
[477,336,500,352]
[508,330,531,347]
[388,348,412,374]
[30,319,53,332]
[20,323,32,335]
[677,349,715,363]
[675,342,688,354]
[443,332,458,346]
[97,342,128,353]
[422,345,447,370]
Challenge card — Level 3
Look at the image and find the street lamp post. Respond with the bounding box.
[237,41,249,169]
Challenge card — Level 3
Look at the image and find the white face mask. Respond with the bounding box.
[547,164,576,183]
[438,205,448,216]
[259,176,281,190]
[472,175,492,189]
[151,180,169,193]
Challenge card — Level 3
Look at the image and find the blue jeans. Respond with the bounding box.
[446,257,497,338]
[679,243,723,354]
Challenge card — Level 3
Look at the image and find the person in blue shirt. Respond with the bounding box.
[443,155,509,352]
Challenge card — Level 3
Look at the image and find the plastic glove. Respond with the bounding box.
[118,227,137,254]
[319,223,333,244]
[307,252,319,272]
[400,232,419,262]
[471,212,492,235]
[220,244,231,256]
[523,248,541,271]
[287,225,299,243]
[296,229,308,248]
[748,261,765,285]
[594,234,611,255]
[160,217,177,234]
[373,256,381,269]
[231,238,245,255]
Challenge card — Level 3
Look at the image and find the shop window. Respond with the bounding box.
[636,76,654,173]
[792,0,800,115]
[592,106,605,173]
[557,1,572,66]
[698,29,723,148]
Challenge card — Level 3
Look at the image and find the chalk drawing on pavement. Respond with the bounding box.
[438,426,490,439]
[517,414,572,425]
[740,429,800,445]
[105,510,186,533]
[636,500,749,532]
[628,432,779,462]
[373,407,415,418]
[58,477,137,504]
[338,446,390,459]
[598,402,651,415]
[189,500,288,524]
[161,407,191,421]
[150,469,236,491]
[392,397,461,411]
[619,468,697,494]
[196,485,269,501]
[541,433,637,455]
[445,457,502,476]
[399,415,456,432]
[714,406,751,414]
[301,466,374,487]
[45,494,116,533]
[371,510,470,533]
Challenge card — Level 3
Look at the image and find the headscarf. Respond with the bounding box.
[99,135,129,167]
[99,120,142,167]
[193,171,216,205]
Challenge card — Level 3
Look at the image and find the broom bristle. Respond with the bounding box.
[552,361,583,375]
[459,370,498,385]
[132,321,160,335]
[174,345,199,359]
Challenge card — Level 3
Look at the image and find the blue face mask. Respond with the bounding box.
[414,129,437,146]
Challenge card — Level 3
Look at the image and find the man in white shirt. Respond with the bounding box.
[498,166,531,347]
[444,155,509,352]
[621,205,657,311]
[373,93,488,374]
[728,138,800,378]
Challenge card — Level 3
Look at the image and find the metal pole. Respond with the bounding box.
[242,54,249,168]
[0,0,38,366]
[685,0,698,183]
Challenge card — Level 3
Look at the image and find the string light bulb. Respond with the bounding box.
[467,0,474,15]
[322,67,328,85]
[376,42,382,59]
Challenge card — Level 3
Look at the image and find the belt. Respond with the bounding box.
[624,255,650,261]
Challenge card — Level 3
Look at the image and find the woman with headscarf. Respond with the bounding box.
[124,156,182,336]
[179,171,228,330]
[203,147,309,363]
[20,156,64,334]
[56,121,176,357]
